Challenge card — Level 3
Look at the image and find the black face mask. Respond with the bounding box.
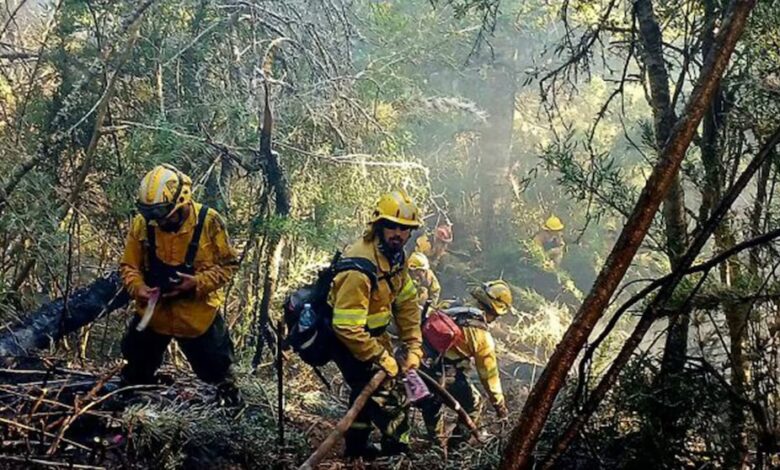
[157,208,186,232]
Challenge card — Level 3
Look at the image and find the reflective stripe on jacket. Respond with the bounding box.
[120,202,238,337]
[328,236,422,363]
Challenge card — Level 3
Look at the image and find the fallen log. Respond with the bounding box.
[0,272,129,362]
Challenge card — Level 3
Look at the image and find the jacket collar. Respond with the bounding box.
[151,202,198,235]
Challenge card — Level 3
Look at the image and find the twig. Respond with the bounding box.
[163,11,241,67]
[0,417,91,451]
[0,455,105,469]
[47,380,157,455]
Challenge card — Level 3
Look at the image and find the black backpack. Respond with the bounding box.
[283,251,378,366]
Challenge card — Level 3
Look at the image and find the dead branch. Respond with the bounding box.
[0,272,128,362]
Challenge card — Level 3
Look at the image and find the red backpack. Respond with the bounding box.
[422,309,465,355]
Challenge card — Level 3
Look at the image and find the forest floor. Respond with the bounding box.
[0,348,530,469]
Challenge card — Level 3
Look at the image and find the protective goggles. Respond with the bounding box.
[136,202,175,221]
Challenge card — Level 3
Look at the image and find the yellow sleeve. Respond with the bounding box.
[330,270,385,362]
[119,215,147,299]
[194,210,239,297]
[393,271,423,360]
[467,328,504,407]
[429,272,441,305]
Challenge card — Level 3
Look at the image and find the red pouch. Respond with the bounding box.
[422,310,465,354]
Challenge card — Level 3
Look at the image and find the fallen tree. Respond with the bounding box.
[0,272,128,362]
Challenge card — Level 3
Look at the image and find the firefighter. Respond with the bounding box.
[328,190,424,458]
[408,252,441,307]
[414,223,453,269]
[533,215,565,267]
[431,224,453,265]
[419,280,512,449]
[119,164,240,405]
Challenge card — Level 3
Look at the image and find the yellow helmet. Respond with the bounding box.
[543,215,564,231]
[471,280,514,315]
[136,164,192,221]
[415,234,432,254]
[369,190,422,228]
[409,252,430,271]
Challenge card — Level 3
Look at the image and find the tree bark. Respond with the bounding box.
[0,272,128,363]
[499,2,757,468]
[635,4,694,450]
[748,153,772,273]
[203,157,232,214]
[252,82,291,366]
[540,123,780,468]
[698,2,749,464]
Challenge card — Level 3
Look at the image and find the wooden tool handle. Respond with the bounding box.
[299,370,387,470]
[416,369,483,442]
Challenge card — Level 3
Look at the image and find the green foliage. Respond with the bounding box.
[2,0,780,466]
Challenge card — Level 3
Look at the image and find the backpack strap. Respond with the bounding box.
[378,264,405,291]
[184,205,209,268]
[445,307,489,330]
[333,256,379,290]
[145,220,157,269]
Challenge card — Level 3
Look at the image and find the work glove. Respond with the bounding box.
[401,349,422,372]
[495,401,509,420]
[376,351,399,378]
[136,284,160,303]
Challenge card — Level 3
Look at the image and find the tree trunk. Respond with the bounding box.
[253,234,286,364]
[478,56,515,252]
[698,2,750,464]
[748,152,772,273]
[540,124,780,469]
[203,157,232,214]
[500,2,757,467]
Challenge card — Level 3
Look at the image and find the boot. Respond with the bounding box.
[380,436,410,456]
[344,427,379,460]
[344,442,381,460]
[215,381,243,408]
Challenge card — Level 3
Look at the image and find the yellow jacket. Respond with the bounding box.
[120,202,238,337]
[444,309,504,407]
[412,269,441,306]
[328,236,422,368]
